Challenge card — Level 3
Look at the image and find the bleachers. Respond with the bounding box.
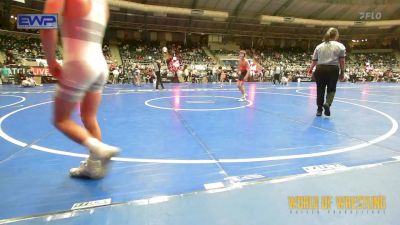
[1,30,399,85]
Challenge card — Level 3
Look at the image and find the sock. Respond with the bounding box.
[83,137,119,159]
[83,137,101,148]
[83,137,103,154]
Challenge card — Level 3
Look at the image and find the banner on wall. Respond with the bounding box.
[4,66,54,76]
[5,66,29,75]
[30,67,50,76]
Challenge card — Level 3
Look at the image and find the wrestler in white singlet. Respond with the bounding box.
[56,0,109,102]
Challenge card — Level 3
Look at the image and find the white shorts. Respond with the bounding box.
[55,61,109,102]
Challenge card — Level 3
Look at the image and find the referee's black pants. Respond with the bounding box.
[155,71,164,89]
[314,65,339,110]
[273,74,280,84]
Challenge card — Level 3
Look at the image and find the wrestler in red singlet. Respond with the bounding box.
[237,50,249,101]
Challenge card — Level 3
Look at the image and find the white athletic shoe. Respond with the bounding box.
[238,94,247,102]
[69,158,105,179]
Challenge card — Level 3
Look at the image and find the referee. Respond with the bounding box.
[154,59,164,89]
[308,27,346,116]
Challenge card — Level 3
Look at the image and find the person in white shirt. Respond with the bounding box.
[273,65,281,85]
[133,66,141,86]
[21,77,39,87]
[308,27,346,117]
[280,76,288,86]
[112,68,119,84]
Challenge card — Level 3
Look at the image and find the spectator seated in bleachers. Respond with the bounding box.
[0,34,62,64]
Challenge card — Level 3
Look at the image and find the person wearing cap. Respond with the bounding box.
[308,27,346,116]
